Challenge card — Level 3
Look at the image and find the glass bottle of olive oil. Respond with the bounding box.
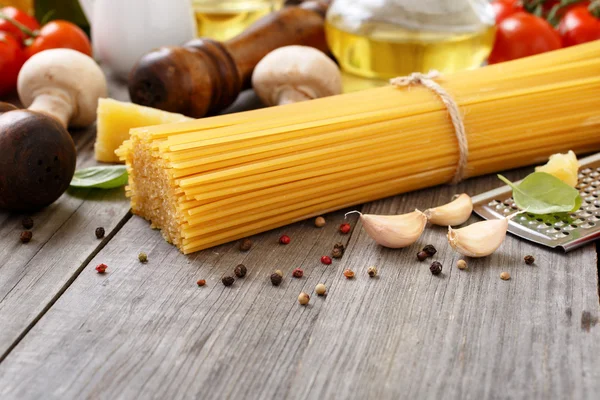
[192,0,284,41]
[326,0,496,80]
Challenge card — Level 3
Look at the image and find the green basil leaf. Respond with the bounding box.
[498,172,581,214]
[70,166,128,189]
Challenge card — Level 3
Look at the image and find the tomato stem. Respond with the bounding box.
[0,12,39,39]
[589,0,600,18]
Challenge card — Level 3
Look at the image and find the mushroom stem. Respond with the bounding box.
[28,92,73,129]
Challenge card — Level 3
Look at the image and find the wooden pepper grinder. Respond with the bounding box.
[128,1,329,118]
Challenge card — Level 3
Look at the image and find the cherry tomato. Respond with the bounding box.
[26,20,92,58]
[558,5,600,47]
[0,7,40,44]
[488,12,562,64]
[491,0,524,23]
[0,31,26,97]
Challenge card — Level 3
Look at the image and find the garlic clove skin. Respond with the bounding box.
[360,210,427,248]
[425,193,473,226]
[447,218,508,257]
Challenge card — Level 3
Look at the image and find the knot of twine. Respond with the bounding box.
[390,70,468,184]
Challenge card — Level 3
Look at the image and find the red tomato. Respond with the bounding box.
[488,12,562,64]
[0,7,40,44]
[0,31,26,96]
[26,20,92,58]
[558,5,600,47]
[491,0,524,24]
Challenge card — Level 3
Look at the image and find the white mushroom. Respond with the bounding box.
[17,49,107,128]
[252,45,342,106]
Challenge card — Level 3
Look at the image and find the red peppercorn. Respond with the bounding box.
[197,279,206,286]
[339,223,351,234]
[321,255,332,265]
[292,268,303,278]
[95,263,108,274]
[279,235,291,245]
[20,230,32,243]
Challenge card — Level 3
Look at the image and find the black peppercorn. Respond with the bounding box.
[332,242,345,259]
[22,216,33,229]
[417,251,428,261]
[234,264,247,278]
[222,276,235,286]
[270,273,283,286]
[430,261,442,275]
[422,245,437,257]
[20,230,32,243]
[239,238,253,251]
[524,255,535,265]
[95,227,105,239]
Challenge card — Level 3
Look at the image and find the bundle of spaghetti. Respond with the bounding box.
[116,41,600,254]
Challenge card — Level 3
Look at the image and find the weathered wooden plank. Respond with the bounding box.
[0,169,597,399]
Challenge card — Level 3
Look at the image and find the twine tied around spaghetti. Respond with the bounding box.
[390,71,468,184]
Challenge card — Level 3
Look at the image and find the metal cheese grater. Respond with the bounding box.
[472,153,600,252]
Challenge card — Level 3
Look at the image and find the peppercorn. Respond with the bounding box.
[430,261,442,275]
[95,227,105,239]
[292,268,303,278]
[222,276,235,286]
[274,269,283,278]
[20,230,32,243]
[500,271,511,281]
[332,242,345,259]
[422,244,437,257]
[270,273,283,286]
[524,255,535,265]
[239,238,253,251]
[417,251,428,261]
[343,269,355,279]
[456,259,467,270]
[138,252,148,263]
[339,223,351,234]
[367,266,377,277]
[95,263,107,274]
[21,216,33,229]
[315,283,327,296]
[234,264,247,278]
[298,292,310,305]
[279,235,291,245]
[314,216,326,228]
[197,279,206,287]
[321,255,332,265]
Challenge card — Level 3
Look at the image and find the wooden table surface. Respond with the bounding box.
[0,79,599,400]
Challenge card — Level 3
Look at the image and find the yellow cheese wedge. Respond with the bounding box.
[535,150,580,187]
[94,98,193,163]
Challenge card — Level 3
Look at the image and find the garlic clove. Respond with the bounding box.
[425,193,473,226]
[356,210,427,248]
[447,218,508,258]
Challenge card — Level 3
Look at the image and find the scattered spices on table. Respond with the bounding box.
[138,252,148,263]
[270,273,283,286]
[95,227,105,239]
[339,223,351,234]
[332,242,345,259]
[343,269,355,279]
[274,269,283,278]
[422,244,437,257]
[456,259,467,270]
[417,251,428,261]
[524,255,535,265]
[367,266,378,277]
[222,276,235,286]
[95,263,107,274]
[500,271,511,280]
[430,261,442,275]
[314,216,326,228]
[234,263,247,278]
[279,235,291,245]
[21,216,33,229]
[197,279,206,287]
[239,238,253,251]
[315,283,327,296]
[298,292,310,305]
[321,255,332,265]
[292,268,303,278]
[20,230,33,243]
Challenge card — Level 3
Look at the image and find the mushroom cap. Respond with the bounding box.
[252,45,342,106]
[18,49,107,128]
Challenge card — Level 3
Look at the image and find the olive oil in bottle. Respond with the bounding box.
[192,0,284,41]
[325,16,495,80]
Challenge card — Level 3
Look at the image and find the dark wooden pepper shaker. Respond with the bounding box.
[128,1,329,118]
